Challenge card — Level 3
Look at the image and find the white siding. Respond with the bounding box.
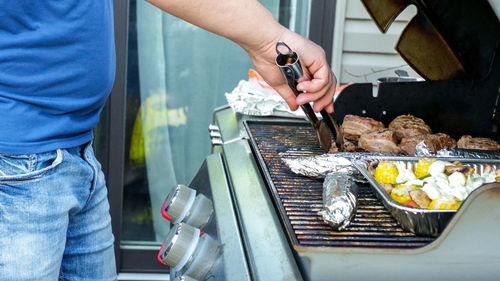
[332,0,421,84]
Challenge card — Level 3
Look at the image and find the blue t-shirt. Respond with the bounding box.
[0,1,115,154]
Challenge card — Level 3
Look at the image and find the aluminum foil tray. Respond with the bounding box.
[353,156,500,237]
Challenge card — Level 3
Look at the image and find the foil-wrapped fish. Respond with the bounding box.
[280,153,367,230]
[318,172,359,230]
[280,153,358,179]
[436,148,500,159]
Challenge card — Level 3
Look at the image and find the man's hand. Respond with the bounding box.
[245,29,337,113]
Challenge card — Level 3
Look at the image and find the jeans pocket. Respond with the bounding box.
[0,149,63,182]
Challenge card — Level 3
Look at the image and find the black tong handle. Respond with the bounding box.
[287,79,320,125]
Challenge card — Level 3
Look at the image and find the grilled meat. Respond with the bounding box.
[388,114,432,141]
[342,139,357,152]
[328,138,357,153]
[358,129,400,154]
[399,133,457,156]
[328,139,357,153]
[457,135,500,151]
[341,114,385,141]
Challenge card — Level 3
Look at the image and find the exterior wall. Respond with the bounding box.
[332,0,421,84]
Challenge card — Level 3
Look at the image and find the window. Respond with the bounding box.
[98,0,334,274]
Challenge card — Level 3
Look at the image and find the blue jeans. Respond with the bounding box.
[0,143,117,281]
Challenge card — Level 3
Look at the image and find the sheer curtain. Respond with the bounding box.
[136,1,280,241]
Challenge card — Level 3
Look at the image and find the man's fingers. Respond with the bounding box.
[275,84,299,111]
[295,78,334,107]
[312,91,335,113]
[296,66,330,92]
[325,102,334,113]
[295,66,336,112]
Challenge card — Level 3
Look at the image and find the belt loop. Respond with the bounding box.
[80,141,91,159]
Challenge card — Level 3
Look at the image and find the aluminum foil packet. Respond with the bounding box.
[415,141,500,159]
[280,153,367,231]
[281,154,352,178]
[318,172,359,230]
[225,80,308,118]
[435,148,500,159]
[280,152,367,180]
[413,141,434,157]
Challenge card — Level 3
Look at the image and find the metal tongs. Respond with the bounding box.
[275,41,343,151]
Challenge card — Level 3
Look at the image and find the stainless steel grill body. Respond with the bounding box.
[211,106,500,281]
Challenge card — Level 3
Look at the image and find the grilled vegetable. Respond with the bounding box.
[367,161,378,175]
[374,161,399,184]
[403,200,420,208]
[409,189,431,208]
[428,198,460,210]
[370,158,498,210]
[390,184,416,204]
[381,183,394,194]
[415,157,436,178]
[391,192,411,204]
[445,161,474,177]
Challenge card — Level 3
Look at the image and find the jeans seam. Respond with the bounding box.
[0,149,64,183]
[29,154,35,172]
[83,145,98,206]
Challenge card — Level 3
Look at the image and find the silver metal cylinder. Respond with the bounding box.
[185,194,214,229]
[163,185,196,222]
[159,223,198,268]
[183,234,220,280]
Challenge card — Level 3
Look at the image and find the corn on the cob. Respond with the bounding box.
[390,184,416,204]
[374,161,399,184]
[428,198,460,210]
[390,192,411,204]
[415,157,436,178]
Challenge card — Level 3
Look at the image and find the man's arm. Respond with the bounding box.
[145,0,337,113]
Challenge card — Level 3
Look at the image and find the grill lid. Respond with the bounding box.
[361,0,500,81]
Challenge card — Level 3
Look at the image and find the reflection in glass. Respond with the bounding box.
[123,0,311,244]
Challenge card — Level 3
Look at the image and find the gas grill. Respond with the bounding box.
[201,108,500,281]
[187,1,500,280]
[198,106,500,281]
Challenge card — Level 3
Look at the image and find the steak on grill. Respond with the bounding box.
[328,139,357,153]
[457,135,500,151]
[341,114,385,141]
[358,129,400,154]
[388,114,432,141]
[399,133,457,155]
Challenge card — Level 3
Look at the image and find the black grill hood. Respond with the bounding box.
[333,0,500,139]
[361,0,500,81]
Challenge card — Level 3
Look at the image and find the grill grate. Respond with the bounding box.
[246,120,435,249]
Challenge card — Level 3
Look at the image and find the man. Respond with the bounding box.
[0,0,336,280]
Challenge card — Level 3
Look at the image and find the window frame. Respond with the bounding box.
[104,0,336,273]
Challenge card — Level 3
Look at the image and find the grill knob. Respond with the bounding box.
[158,223,200,268]
[162,184,214,230]
[162,185,196,223]
[184,193,214,229]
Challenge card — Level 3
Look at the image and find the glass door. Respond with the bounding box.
[98,0,334,274]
